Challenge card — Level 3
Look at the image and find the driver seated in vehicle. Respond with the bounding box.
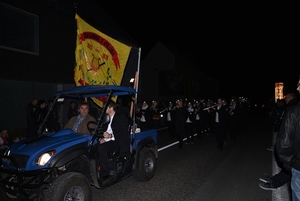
[64,101,96,134]
[97,100,130,185]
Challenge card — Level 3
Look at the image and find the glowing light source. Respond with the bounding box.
[275,82,284,102]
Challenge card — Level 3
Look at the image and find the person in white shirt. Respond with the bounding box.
[96,100,130,185]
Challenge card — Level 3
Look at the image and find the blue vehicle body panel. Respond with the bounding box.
[53,85,136,98]
[5,129,92,170]
[131,129,158,150]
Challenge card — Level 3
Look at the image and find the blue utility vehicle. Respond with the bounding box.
[0,85,158,201]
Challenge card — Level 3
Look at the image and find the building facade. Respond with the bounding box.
[0,0,219,130]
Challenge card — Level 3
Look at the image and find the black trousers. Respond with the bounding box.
[272,149,291,187]
[271,169,291,187]
[175,122,185,147]
[97,140,120,177]
[185,122,194,143]
[214,122,226,148]
[229,118,239,141]
[167,120,175,137]
[194,120,202,138]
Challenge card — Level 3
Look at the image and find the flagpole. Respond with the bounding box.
[130,48,141,134]
[135,47,141,98]
[130,71,138,118]
[74,3,78,13]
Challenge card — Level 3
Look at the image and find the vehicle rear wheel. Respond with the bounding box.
[134,148,156,182]
[44,172,91,201]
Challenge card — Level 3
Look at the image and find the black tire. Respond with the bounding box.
[44,172,91,201]
[134,148,156,182]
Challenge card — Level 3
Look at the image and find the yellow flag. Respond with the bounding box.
[74,14,132,106]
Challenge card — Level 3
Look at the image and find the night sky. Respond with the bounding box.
[99,3,299,102]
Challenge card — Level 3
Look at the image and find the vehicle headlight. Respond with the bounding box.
[36,151,55,166]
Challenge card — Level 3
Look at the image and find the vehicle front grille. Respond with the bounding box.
[8,154,30,169]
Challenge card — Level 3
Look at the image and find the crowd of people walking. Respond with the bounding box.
[135,96,249,149]
[20,94,250,152]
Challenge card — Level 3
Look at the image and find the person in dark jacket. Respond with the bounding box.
[208,97,228,150]
[35,99,47,134]
[137,101,151,131]
[193,101,202,139]
[185,102,195,144]
[228,97,242,142]
[46,99,61,132]
[163,101,175,137]
[26,97,39,138]
[97,100,130,185]
[67,101,77,120]
[149,100,160,129]
[276,76,300,200]
[259,92,298,190]
[173,99,187,148]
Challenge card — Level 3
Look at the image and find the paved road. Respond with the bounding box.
[1,112,290,201]
[90,113,276,200]
[189,114,273,201]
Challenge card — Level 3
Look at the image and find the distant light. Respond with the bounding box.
[129,78,135,87]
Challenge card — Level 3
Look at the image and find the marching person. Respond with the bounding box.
[208,97,228,150]
[173,99,187,148]
[136,101,151,131]
[163,101,175,137]
[149,100,160,129]
[185,102,195,144]
[228,97,241,142]
[194,100,204,139]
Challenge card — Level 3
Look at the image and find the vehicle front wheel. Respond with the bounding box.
[44,172,91,201]
[134,147,156,182]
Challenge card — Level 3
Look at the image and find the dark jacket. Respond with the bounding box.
[285,98,299,112]
[137,106,151,122]
[26,103,37,123]
[274,98,298,132]
[64,114,96,134]
[211,105,228,126]
[174,106,187,124]
[276,102,300,171]
[186,106,195,122]
[111,107,130,157]
[163,106,175,122]
[67,107,77,120]
[35,107,47,125]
